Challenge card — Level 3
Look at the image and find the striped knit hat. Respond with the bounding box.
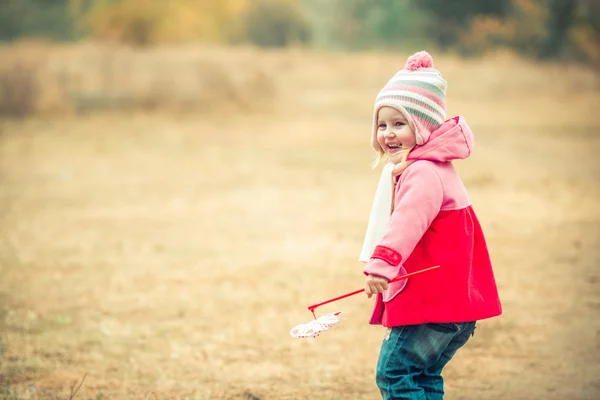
[372,51,447,150]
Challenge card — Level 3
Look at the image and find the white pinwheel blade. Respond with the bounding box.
[290,312,343,338]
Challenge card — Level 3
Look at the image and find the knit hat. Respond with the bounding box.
[372,51,447,150]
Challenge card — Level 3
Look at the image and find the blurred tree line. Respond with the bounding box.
[0,0,598,62]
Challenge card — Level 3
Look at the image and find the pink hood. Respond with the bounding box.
[407,116,474,163]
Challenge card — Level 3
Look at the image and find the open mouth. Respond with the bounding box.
[386,143,403,153]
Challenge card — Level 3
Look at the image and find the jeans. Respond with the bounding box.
[376,321,476,400]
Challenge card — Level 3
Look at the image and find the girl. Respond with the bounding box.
[359,51,502,400]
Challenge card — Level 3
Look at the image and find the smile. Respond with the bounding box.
[386,143,403,153]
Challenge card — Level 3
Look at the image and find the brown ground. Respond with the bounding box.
[1,45,599,399]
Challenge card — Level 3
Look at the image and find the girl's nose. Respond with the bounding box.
[385,130,396,138]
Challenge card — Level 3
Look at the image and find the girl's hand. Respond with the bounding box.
[365,275,389,298]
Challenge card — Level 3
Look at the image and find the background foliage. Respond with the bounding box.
[0,0,598,61]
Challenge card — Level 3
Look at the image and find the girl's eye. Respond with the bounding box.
[395,121,405,127]
[378,123,386,129]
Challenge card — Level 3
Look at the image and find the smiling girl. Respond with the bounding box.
[359,51,502,400]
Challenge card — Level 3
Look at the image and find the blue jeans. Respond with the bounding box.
[376,321,476,400]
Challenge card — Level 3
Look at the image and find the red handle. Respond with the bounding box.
[307,265,440,318]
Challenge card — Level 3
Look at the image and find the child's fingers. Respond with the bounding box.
[365,282,376,297]
[365,275,389,298]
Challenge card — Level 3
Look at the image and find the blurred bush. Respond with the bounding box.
[0,0,73,41]
[71,0,311,48]
[570,25,600,64]
[243,0,310,47]
[0,42,53,118]
[70,0,251,46]
[412,0,512,48]
[459,1,548,56]
[458,0,600,64]
[0,63,39,118]
[565,0,600,64]
[305,0,429,51]
[74,0,163,46]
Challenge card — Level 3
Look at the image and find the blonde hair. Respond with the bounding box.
[371,149,388,169]
[372,145,415,169]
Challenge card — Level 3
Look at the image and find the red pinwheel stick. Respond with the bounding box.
[308,265,440,318]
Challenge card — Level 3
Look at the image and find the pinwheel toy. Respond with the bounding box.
[290,265,440,339]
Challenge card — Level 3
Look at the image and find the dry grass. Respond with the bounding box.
[0,41,275,117]
[0,43,599,399]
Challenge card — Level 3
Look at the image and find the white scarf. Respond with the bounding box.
[359,162,395,262]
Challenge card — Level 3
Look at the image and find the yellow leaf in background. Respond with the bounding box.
[69,0,254,44]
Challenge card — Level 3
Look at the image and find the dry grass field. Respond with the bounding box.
[1,43,600,399]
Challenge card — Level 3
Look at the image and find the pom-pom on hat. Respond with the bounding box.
[372,51,447,150]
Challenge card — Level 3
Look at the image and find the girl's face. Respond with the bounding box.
[376,106,416,163]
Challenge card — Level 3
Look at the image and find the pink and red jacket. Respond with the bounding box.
[363,116,502,327]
